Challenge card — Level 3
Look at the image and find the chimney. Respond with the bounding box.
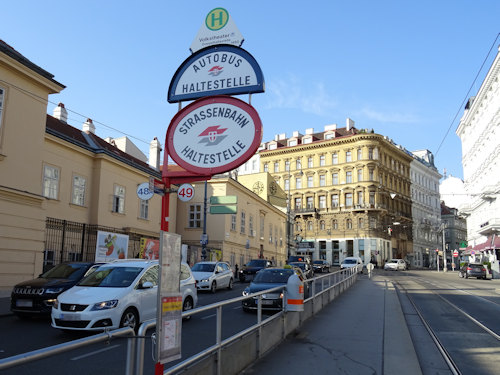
[149,137,162,170]
[83,118,95,134]
[346,118,355,130]
[53,103,68,123]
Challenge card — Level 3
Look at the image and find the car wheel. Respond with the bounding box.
[182,296,194,320]
[227,278,233,290]
[210,281,217,293]
[242,306,252,313]
[120,308,139,333]
[465,274,469,279]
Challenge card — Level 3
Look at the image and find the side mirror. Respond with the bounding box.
[140,281,154,289]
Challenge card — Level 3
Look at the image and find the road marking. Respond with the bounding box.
[70,344,121,360]
[201,314,216,320]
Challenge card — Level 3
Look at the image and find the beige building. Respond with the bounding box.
[0,40,166,289]
[259,121,413,266]
[176,174,287,268]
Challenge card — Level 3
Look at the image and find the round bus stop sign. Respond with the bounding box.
[166,95,262,175]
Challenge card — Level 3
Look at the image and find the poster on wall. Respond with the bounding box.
[139,238,160,260]
[95,231,129,262]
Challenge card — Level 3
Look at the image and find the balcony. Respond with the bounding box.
[293,207,318,217]
[478,217,500,235]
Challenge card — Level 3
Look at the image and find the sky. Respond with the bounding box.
[3,0,500,180]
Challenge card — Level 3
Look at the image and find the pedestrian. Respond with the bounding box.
[235,264,239,276]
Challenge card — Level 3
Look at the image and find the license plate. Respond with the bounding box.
[59,313,81,321]
[261,300,274,305]
[16,300,33,307]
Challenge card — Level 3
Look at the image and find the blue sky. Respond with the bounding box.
[3,1,500,180]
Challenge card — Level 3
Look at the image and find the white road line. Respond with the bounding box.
[201,314,216,320]
[70,344,121,360]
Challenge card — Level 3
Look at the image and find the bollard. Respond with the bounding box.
[286,272,304,312]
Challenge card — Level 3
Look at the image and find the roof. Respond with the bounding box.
[45,114,160,177]
[0,39,65,88]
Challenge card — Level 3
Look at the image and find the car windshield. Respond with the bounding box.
[388,260,398,264]
[313,260,324,265]
[289,262,306,270]
[192,263,215,272]
[289,256,306,262]
[253,269,293,283]
[41,263,89,281]
[343,259,357,264]
[78,267,142,287]
[247,260,267,267]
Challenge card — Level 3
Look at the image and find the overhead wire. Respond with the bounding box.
[434,32,500,157]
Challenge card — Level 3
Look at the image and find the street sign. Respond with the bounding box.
[190,7,244,53]
[453,250,459,257]
[168,45,265,103]
[210,205,237,214]
[200,233,208,245]
[177,183,194,202]
[166,95,262,175]
[137,182,154,200]
[210,196,237,204]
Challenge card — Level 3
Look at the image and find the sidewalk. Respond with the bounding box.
[0,288,11,317]
[241,272,422,375]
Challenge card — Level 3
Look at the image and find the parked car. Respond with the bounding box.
[11,261,103,318]
[238,259,274,282]
[312,260,331,273]
[288,261,314,279]
[51,260,197,332]
[241,267,306,312]
[191,261,233,292]
[384,259,407,271]
[459,263,487,279]
[340,257,363,271]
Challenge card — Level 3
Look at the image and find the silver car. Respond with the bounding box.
[191,261,234,293]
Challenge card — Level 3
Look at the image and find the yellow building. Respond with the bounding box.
[175,174,287,268]
[0,40,165,289]
[259,122,413,266]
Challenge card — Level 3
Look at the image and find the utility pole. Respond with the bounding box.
[202,180,208,260]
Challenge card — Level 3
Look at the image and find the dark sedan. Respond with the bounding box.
[312,260,330,273]
[238,259,274,282]
[288,261,314,279]
[458,262,487,279]
[11,262,102,317]
[242,268,305,312]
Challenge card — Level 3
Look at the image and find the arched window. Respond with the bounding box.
[358,218,363,228]
[332,219,338,229]
[320,220,326,230]
[307,221,313,231]
[346,219,352,229]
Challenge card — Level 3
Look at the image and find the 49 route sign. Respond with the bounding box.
[166,95,262,175]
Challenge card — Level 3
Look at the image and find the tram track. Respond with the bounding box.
[393,276,500,375]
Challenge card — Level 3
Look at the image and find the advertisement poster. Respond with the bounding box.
[95,231,129,262]
[139,238,160,260]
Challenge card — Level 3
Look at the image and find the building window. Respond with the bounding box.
[358,218,363,228]
[332,219,338,229]
[368,148,374,160]
[268,143,277,150]
[370,217,377,229]
[369,168,374,181]
[296,177,302,189]
[112,185,125,213]
[346,151,352,162]
[289,139,297,147]
[231,214,236,231]
[346,219,352,229]
[303,137,312,144]
[249,215,254,236]
[319,195,326,209]
[269,223,273,243]
[285,160,290,171]
[308,157,313,168]
[260,216,265,239]
[345,193,353,207]
[240,211,246,234]
[331,194,339,207]
[332,153,338,164]
[307,221,313,231]
[274,162,279,172]
[139,199,149,219]
[332,173,339,185]
[252,159,257,170]
[346,171,352,183]
[319,174,326,186]
[357,148,362,160]
[320,155,325,166]
[294,197,302,210]
[357,169,363,182]
[71,175,86,206]
[188,204,202,228]
[263,163,268,172]
[306,196,314,209]
[42,165,60,199]
[296,159,302,170]
[320,220,326,230]
[307,175,313,187]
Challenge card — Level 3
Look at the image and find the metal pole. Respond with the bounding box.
[442,225,447,272]
[202,180,208,260]
[286,181,291,260]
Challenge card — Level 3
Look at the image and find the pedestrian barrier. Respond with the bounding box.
[0,266,361,375]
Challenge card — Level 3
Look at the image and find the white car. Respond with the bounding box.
[384,259,407,271]
[340,257,363,270]
[51,260,197,332]
[191,261,234,293]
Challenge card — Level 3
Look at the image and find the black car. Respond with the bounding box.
[288,261,314,279]
[11,262,102,317]
[312,260,330,273]
[242,267,306,312]
[458,262,487,279]
[238,259,274,282]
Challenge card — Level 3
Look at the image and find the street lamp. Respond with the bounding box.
[286,177,292,260]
